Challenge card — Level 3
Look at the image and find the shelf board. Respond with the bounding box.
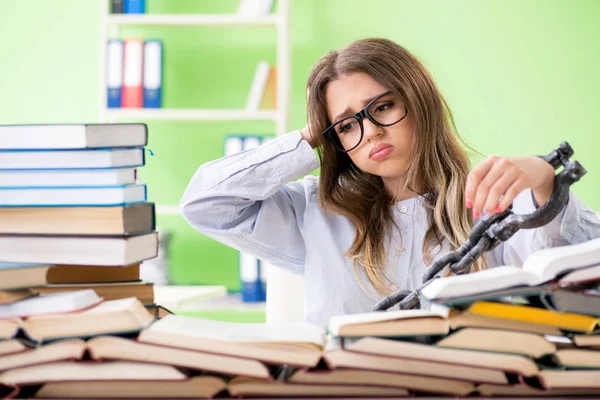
[106,14,280,26]
[104,108,278,121]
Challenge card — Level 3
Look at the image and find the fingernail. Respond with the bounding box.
[496,205,502,213]
[465,199,473,209]
[473,210,481,218]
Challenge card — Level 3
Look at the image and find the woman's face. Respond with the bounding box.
[325,72,415,185]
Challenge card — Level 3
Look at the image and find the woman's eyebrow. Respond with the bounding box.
[332,92,389,122]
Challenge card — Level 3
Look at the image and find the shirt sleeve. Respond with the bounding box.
[488,188,600,267]
[180,130,320,276]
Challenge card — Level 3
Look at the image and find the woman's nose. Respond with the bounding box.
[364,119,383,142]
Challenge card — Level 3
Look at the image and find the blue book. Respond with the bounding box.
[0,184,147,207]
[124,0,145,14]
[0,147,145,170]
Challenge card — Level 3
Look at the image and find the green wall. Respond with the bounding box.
[1,0,598,291]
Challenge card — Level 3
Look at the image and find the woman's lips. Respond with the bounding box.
[369,144,393,160]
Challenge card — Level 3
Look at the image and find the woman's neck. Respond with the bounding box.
[383,177,422,202]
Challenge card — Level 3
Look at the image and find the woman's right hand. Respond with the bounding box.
[300,123,318,149]
[301,88,318,149]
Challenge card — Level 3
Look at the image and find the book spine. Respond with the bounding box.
[143,40,162,108]
[124,0,145,14]
[122,39,144,108]
[106,40,123,108]
[111,0,124,13]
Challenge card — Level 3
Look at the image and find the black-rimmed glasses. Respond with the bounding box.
[322,91,408,153]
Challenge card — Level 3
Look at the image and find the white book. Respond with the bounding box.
[0,168,136,187]
[0,232,158,266]
[0,124,146,149]
[236,0,259,16]
[224,136,243,157]
[237,0,273,16]
[0,290,102,320]
[258,0,274,15]
[420,237,600,300]
[246,61,270,111]
[0,148,144,170]
[0,184,146,206]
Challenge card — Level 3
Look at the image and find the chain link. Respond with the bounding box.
[373,142,587,311]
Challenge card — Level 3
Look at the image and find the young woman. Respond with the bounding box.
[181,38,600,327]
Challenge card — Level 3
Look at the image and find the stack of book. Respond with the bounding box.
[0,238,599,397]
[0,123,158,307]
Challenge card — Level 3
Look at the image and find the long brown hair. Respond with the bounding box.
[307,38,484,295]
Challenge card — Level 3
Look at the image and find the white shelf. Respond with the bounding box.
[106,14,280,26]
[104,108,278,121]
[156,204,181,216]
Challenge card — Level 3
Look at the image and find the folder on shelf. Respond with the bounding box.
[111,0,124,14]
[106,40,123,108]
[123,0,145,14]
[224,135,243,157]
[143,40,162,108]
[122,39,144,108]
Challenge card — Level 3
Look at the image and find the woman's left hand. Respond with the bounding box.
[465,155,555,218]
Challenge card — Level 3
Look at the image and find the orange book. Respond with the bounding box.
[47,264,140,284]
[467,301,600,333]
[260,67,277,109]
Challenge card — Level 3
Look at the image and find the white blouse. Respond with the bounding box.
[181,130,600,327]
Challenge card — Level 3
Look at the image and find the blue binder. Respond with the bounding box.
[143,40,163,108]
[106,40,123,108]
[124,0,145,14]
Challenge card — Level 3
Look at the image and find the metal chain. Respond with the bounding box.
[373,142,587,311]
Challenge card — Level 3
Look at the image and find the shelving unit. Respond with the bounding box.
[98,0,291,218]
[98,0,301,324]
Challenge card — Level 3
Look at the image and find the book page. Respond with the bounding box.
[419,265,538,300]
[523,237,600,282]
[328,308,449,336]
[148,315,325,346]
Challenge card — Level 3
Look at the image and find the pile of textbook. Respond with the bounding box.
[0,123,158,312]
[0,234,599,397]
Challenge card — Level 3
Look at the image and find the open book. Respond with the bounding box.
[0,296,153,343]
[420,237,600,301]
[138,310,452,369]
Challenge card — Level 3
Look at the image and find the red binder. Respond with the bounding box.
[121,39,144,108]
